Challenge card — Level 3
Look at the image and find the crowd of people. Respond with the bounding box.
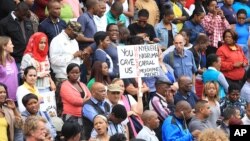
[1,0,250,141]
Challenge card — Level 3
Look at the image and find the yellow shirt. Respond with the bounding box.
[0,117,8,141]
[172,2,183,32]
[23,82,39,96]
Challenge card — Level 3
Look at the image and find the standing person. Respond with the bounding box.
[0,2,34,65]
[49,21,83,85]
[183,7,206,44]
[93,32,113,74]
[77,0,99,49]
[87,61,111,90]
[216,29,248,87]
[0,36,18,101]
[106,1,127,26]
[32,0,49,22]
[21,32,56,93]
[201,0,230,55]
[163,34,197,83]
[233,9,250,58]
[23,116,47,141]
[38,0,67,44]
[202,81,221,127]
[16,66,42,113]
[135,0,160,26]
[221,0,237,24]
[0,83,22,141]
[202,54,229,99]
[60,63,91,123]
[162,100,201,141]
[136,110,160,141]
[94,0,108,32]
[24,0,39,32]
[233,0,250,22]
[155,5,178,50]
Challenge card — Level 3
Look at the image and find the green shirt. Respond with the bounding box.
[106,11,126,26]
[87,78,95,90]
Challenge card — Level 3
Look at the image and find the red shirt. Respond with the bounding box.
[185,0,194,9]
[216,44,248,80]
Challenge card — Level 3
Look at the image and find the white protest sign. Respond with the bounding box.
[117,44,159,78]
[40,91,57,117]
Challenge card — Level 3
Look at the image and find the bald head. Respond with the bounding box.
[175,100,192,112]
[141,110,157,123]
[178,76,193,93]
[141,110,159,129]
[91,82,107,101]
[174,34,185,54]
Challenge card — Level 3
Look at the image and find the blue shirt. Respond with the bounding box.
[38,17,66,44]
[236,23,249,45]
[221,5,236,24]
[174,91,198,109]
[163,49,197,80]
[82,97,110,122]
[162,115,193,141]
[155,20,178,49]
[77,12,97,48]
[183,20,206,44]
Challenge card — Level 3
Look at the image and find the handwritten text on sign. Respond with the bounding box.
[118,44,159,78]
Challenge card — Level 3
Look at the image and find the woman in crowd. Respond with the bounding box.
[202,81,221,127]
[21,94,57,138]
[87,61,111,90]
[183,7,206,44]
[60,63,91,125]
[112,78,144,138]
[233,0,250,22]
[21,32,56,93]
[61,121,82,141]
[197,128,229,141]
[202,54,228,98]
[93,31,113,75]
[16,66,42,112]
[0,83,22,141]
[89,115,110,141]
[233,9,249,58]
[0,36,18,101]
[216,29,248,87]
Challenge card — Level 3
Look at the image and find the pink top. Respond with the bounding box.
[63,0,80,17]
[0,60,18,101]
[60,80,91,117]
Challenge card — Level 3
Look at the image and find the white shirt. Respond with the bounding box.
[137,126,159,141]
[94,14,107,32]
[242,115,250,125]
[49,30,82,79]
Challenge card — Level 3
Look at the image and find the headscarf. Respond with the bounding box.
[24,32,49,62]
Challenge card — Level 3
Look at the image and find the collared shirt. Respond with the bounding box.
[163,49,197,80]
[149,93,174,122]
[241,81,250,103]
[94,15,107,32]
[219,96,247,117]
[242,115,250,125]
[106,11,126,26]
[82,97,110,122]
[154,20,178,49]
[174,91,198,109]
[137,126,159,141]
[183,20,205,44]
[77,12,97,49]
[49,30,82,79]
[201,13,230,47]
[38,17,67,44]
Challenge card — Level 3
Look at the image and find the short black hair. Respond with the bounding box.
[206,54,219,68]
[237,9,247,17]
[85,0,98,9]
[66,63,80,74]
[61,121,82,140]
[111,1,123,13]
[223,29,238,41]
[138,9,149,18]
[163,4,174,16]
[126,36,144,45]
[228,83,241,94]
[23,66,36,77]
[22,93,38,107]
[106,23,118,32]
[109,133,127,141]
[16,1,29,12]
[94,31,109,46]
[111,104,127,119]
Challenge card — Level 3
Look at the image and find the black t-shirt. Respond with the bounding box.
[128,23,156,41]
